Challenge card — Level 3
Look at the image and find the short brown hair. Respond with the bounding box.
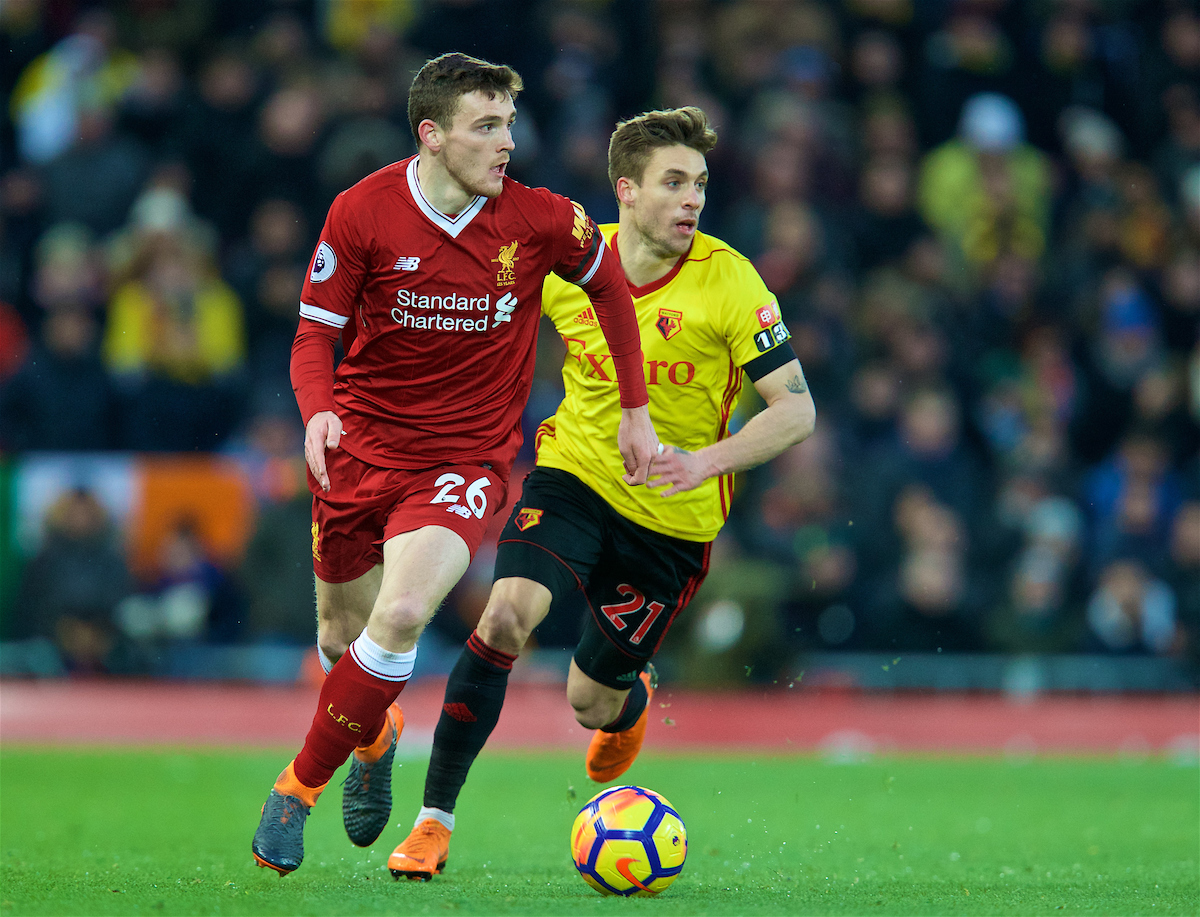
[607,107,718,194]
[407,52,524,143]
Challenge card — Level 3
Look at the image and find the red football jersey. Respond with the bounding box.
[296,155,638,477]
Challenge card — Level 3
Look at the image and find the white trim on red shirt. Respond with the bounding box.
[575,237,607,287]
[405,157,487,238]
[299,302,350,327]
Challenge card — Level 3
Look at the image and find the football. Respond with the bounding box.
[570,785,687,897]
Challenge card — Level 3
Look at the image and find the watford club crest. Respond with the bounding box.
[514,508,544,531]
[656,308,683,341]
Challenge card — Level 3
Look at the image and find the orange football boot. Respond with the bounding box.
[388,818,451,881]
[585,663,657,782]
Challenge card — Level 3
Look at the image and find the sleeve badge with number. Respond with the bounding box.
[752,301,790,352]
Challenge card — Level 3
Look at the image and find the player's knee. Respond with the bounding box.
[316,608,362,660]
[316,632,349,664]
[370,594,429,642]
[476,598,532,656]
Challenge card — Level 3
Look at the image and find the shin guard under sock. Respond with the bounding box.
[292,632,413,789]
[423,631,517,813]
[600,675,648,733]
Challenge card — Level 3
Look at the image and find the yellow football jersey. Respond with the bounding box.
[536,225,793,542]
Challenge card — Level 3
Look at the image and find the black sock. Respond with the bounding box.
[600,675,648,733]
[423,631,517,813]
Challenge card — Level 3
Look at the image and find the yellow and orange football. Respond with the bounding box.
[570,785,687,897]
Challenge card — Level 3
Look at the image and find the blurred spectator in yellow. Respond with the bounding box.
[320,0,414,54]
[918,92,1052,288]
[102,185,246,450]
[8,8,137,165]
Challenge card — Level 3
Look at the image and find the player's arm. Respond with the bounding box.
[567,222,658,486]
[648,357,815,497]
[291,192,364,492]
[290,319,347,493]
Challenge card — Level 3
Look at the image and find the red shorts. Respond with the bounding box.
[309,448,508,584]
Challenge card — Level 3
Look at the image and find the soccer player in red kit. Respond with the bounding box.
[251,52,659,876]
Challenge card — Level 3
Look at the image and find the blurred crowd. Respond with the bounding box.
[1,0,1197,680]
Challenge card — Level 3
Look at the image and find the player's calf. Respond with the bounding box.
[585,664,657,783]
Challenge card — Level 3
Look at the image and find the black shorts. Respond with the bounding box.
[494,467,710,689]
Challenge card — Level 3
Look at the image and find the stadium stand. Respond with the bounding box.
[0,1,1196,691]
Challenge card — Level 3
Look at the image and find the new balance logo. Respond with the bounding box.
[394,256,420,271]
[443,702,477,723]
[492,292,517,328]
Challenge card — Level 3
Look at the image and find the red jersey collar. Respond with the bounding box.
[611,231,691,298]
[406,156,487,238]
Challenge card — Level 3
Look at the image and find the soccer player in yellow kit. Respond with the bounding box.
[388,107,816,880]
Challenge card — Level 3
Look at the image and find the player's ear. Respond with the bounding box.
[418,119,443,152]
[615,176,637,207]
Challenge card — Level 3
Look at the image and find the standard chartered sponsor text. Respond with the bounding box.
[393,288,491,332]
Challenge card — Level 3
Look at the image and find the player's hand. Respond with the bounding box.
[304,410,344,493]
[618,404,659,486]
[647,444,713,497]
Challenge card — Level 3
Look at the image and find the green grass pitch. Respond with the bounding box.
[1,748,1196,916]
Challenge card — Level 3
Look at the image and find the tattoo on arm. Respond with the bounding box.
[785,369,808,395]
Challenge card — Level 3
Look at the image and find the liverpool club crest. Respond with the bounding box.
[493,241,519,286]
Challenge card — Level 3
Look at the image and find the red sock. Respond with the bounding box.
[292,650,404,788]
[357,709,390,751]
